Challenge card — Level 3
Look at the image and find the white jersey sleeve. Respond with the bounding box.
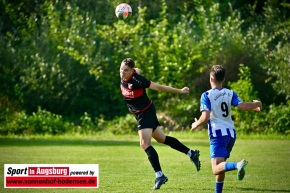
[200,88,242,138]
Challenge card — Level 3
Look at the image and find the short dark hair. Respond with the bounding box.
[122,58,135,68]
[210,65,226,83]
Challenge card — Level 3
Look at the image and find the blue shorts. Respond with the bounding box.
[210,134,236,159]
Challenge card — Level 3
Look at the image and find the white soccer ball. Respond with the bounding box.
[115,3,132,20]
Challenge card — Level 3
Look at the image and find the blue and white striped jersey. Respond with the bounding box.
[200,88,242,138]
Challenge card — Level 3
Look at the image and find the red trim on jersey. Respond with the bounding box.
[131,101,153,114]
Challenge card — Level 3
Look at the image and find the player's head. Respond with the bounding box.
[120,58,135,80]
[210,65,226,84]
[122,58,135,68]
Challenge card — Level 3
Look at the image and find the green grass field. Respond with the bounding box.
[1,132,290,193]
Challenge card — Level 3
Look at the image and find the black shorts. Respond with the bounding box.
[134,103,161,131]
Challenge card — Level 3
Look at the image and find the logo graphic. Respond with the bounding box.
[4,164,99,188]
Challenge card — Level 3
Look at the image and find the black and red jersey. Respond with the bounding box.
[120,71,152,113]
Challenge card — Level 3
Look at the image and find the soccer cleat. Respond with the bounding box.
[190,150,201,171]
[152,175,168,190]
[237,159,248,181]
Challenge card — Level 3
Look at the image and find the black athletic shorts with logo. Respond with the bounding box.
[134,103,161,131]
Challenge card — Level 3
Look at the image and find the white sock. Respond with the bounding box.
[237,160,245,169]
[187,150,192,157]
[155,171,163,178]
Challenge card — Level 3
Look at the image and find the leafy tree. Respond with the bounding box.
[228,65,261,133]
[0,0,289,135]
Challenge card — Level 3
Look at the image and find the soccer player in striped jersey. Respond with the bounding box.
[120,58,201,190]
[191,65,262,193]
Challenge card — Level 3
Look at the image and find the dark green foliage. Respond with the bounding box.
[0,0,289,135]
[0,107,73,135]
[266,101,290,134]
[229,65,262,133]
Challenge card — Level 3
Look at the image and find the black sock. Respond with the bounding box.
[145,146,161,172]
[164,136,190,154]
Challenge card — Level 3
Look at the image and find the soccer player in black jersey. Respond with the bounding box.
[120,58,201,190]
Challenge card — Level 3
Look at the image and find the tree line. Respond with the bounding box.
[0,0,289,135]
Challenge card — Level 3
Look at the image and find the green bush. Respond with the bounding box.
[228,65,289,134]
[159,97,200,131]
[77,112,102,134]
[264,101,290,134]
[104,114,137,135]
[228,65,261,133]
[0,107,74,135]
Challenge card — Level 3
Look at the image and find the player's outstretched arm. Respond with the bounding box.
[191,110,210,130]
[149,81,189,94]
[237,100,262,111]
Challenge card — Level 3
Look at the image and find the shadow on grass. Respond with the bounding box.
[0,138,138,147]
[0,137,209,147]
[239,188,290,192]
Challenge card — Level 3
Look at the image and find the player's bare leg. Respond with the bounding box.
[139,128,168,189]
